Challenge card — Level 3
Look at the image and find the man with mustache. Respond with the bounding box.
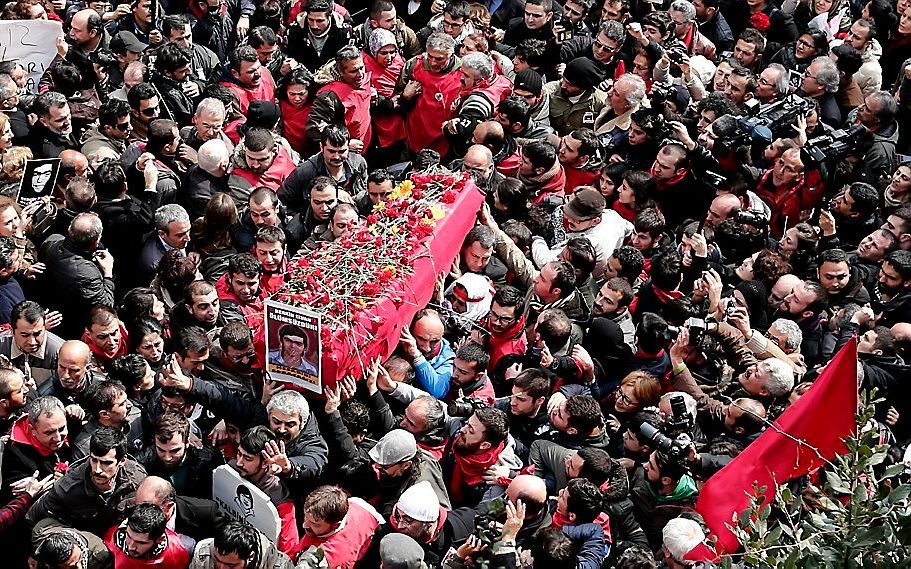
[27,427,147,541]
[230,426,299,554]
[307,46,373,154]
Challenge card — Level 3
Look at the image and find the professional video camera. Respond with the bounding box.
[726,94,814,146]
[803,124,867,164]
[639,422,692,464]
[447,397,489,418]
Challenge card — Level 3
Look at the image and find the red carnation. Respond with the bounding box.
[749,13,770,32]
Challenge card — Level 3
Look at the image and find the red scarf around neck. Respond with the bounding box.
[449,439,505,503]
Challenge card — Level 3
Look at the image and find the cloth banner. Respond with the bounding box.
[0,20,63,94]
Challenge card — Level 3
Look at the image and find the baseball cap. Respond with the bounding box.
[110,31,148,54]
[563,187,606,220]
[368,429,417,466]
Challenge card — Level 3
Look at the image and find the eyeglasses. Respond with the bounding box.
[796,38,814,49]
[593,39,618,52]
[442,18,464,28]
[487,310,515,324]
[141,106,159,117]
[229,350,256,363]
[616,388,636,407]
[114,121,130,131]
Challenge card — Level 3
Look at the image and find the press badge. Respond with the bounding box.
[583,111,595,126]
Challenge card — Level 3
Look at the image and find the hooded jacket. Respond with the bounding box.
[854,39,883,95]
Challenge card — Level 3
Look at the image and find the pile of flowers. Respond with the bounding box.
[271,172,471,346]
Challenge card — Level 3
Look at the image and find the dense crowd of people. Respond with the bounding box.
[0,0,909,564]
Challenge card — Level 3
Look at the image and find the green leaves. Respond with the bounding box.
[727,394,911,567]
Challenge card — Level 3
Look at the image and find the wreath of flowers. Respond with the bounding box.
[270,172,470,347]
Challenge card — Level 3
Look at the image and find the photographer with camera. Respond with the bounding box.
[684,397,767,478]
[630,448,699,549]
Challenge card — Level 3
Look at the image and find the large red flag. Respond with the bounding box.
[695,339,858,554]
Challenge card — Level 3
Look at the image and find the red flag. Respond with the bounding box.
[695,339,858,554]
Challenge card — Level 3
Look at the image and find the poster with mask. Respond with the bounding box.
[18,158,60,202]
[265,299,322,394]
[0,21,64,94]
[212,465,280,541]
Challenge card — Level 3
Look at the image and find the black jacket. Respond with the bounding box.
[278,152,368,216]
[38,235,115,338]
[29,122,78,159]
[26,458,147,536]
[285,21,354,73]
[174,495,226,540]
[136,444,225,499]
[95,194,158,290]
[181,165,231,220]
[154,75,200,127]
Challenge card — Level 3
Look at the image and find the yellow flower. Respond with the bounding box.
[429,205,445,220]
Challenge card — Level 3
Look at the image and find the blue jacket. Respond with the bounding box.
[414,340,455,399]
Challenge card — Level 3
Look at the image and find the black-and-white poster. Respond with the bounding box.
[212,465,281,542]
[17,158,60,202]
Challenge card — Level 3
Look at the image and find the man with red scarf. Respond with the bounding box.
[82,307,129,373]
[669,0,717,60]
[104,503,192,569]
[446,407,518,507]
[649,142,707,229]
[400,32,462,157]
[2,396,70,492]
[307,46,373,154]
[755,147,824,238]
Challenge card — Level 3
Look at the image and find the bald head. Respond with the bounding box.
[706,194,741,228]
[732,397,766,419]
[891,322,911,342]
[136,476,176,505]
[472,121,505,150]
[507,475,547,517]
[464,144,494,167]
[60,150,89,181]
[56,341,92,391]
[68,212,103,250]
[770,273,801,311]
[59,340,91,365]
